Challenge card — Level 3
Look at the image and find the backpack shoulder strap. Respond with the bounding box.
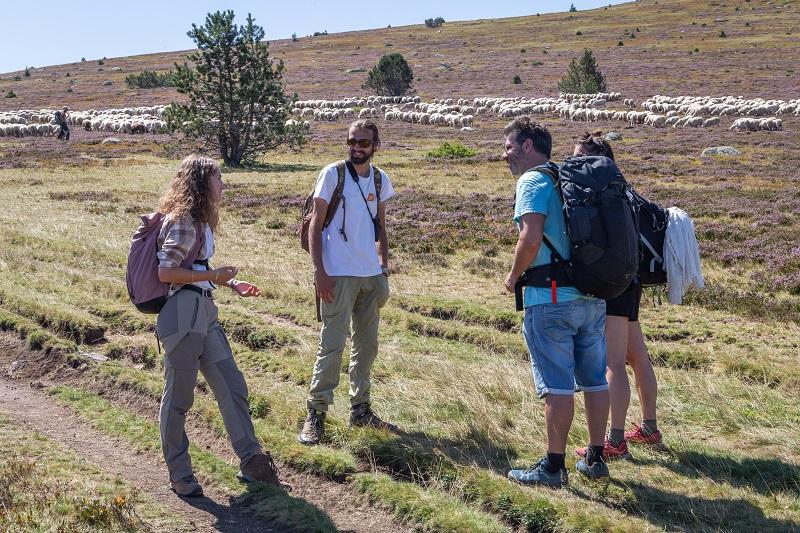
[373,166,384,203]
[323,161,347,228]
[187,221,205,262]
[535,164,559,184]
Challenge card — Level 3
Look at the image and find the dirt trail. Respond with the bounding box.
[0,378,279,533]
[0,334,406,533]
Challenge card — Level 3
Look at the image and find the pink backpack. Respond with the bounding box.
[125,213,204,314]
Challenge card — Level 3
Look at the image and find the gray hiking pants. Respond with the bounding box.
[307,275,390,412]
[156,289,262,481]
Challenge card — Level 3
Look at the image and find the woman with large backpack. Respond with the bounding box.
[573,133,663,461]
[155,154,281,496]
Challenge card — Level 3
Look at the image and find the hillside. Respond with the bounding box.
[1,0,798,111]
[1,0,800,531]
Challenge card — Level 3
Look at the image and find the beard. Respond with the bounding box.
[349,149,372,165]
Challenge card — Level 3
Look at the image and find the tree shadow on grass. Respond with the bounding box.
[635,445,800,498]
[599,481,800,532]
[222,162,318,174]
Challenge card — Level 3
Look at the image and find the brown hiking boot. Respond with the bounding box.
[298,409,326,445]
[238,452,281,487]
[170,474,203,497]
[349,403,396,430]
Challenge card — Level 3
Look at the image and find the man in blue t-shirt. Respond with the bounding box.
[502,117,610,488]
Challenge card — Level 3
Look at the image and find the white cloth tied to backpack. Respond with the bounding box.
[664,207,704,304]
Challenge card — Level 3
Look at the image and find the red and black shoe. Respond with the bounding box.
[576,438,632,461]
[625,425,663,446]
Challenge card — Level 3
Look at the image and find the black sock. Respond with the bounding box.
[586,445,605,466]
[641,419,658,435]
[546,453,565,472]
[609,428,625,447]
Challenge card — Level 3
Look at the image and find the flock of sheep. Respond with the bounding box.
[0,106,168,137]
[1,92,794,139]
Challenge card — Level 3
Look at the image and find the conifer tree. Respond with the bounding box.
[363,53,414,96]
[165,11,303,167]
[557,48,608,94]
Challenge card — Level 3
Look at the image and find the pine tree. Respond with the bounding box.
[363,53,414,96]
[557,48,608,94]
[165,10,304,167]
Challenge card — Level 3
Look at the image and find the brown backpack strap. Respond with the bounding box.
[323,161,347,228]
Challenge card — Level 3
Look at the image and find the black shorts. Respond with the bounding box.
[605,281,641,321]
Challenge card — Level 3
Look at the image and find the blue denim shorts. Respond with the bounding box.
[523,298,608,398]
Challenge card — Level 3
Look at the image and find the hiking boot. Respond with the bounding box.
[170,474,203,497]
[507,457,568,488]
[576,438,632,461]
[625,425,663,446]
[575,458,610,479]
[237,452,281,487]
[298,409,326,445]
[349,403,396,430]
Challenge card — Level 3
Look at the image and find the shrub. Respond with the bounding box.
[512,74,522,84]
[424,17,445,28]
[65,72,70,77]
[363,53,414,96]
[13,75,21,81]
[520,48,526,53]
[569,3,577,11]
[292,32,298,42]
[124,70,176,89]
[97,60,104,65]
[719,30,727,37]
[81,57,86,62]
[576,30,583,35]
[618,40,624,46]
[5,90,16,98]
[24,68,30,77]
[313,30,328,36]
[426,140,477,159]
[557,48,608,93]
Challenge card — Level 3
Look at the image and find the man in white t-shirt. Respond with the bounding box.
[299,119,396,446]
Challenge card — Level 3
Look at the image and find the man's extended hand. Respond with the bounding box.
[504,272,519,294]
[230,280,262,298]
[315,269,336,303]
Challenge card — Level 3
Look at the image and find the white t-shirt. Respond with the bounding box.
[191,225,215,290]
[313,162,395,277]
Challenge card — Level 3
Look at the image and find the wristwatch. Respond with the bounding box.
[381,266,390,277]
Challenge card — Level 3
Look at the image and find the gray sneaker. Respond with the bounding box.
[237,452,281,487]
[507,457,568,488]
[576,458,610,479]
[349,403,396,430]
[298,409,326,445]
[170,474,203,497]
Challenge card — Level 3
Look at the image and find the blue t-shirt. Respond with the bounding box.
[513,164,585,307]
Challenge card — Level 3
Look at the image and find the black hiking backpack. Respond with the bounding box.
[516,156,639,309]
[629,189,668,287]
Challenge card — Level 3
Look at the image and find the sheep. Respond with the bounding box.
[702,117,720,127]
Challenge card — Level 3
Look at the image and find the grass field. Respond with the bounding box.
[0,414,190,532]
[1,0,799,531]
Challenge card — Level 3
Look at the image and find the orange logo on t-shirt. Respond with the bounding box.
[367,193,375,201]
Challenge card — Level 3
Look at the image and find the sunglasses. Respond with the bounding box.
[347,138,373,148]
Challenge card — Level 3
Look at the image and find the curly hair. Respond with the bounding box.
[503,116,552,159]
[576,130,615,161]
[158,154,220,231]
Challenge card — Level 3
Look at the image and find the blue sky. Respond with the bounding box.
[2,1,624,74]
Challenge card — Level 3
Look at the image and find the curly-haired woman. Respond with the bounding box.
[156,154,280,496]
